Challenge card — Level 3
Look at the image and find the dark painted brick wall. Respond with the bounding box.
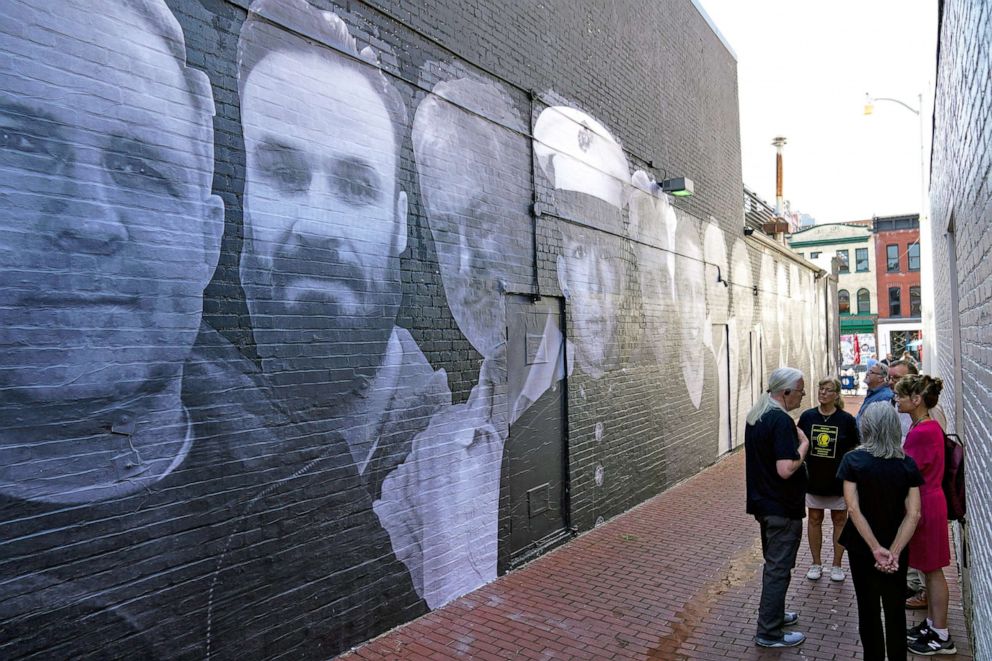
[0,0,833,657]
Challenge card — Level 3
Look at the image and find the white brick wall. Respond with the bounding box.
[930,0,992,655]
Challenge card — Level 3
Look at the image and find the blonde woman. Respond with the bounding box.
[798,377,859,582]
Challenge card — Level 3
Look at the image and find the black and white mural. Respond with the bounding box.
[0,0,830,657]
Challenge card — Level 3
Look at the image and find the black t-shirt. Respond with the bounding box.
[798,407,860,496]
[837,450,924,560]
[745,407,808,518]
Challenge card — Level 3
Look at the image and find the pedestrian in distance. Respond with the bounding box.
[838,402,922,661]
[896,375,957,656]
[744,367,809,648]
[798,377,859,582]
[858,363,893,427]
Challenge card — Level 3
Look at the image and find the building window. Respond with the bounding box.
[908,243,920,271]
[910,285,921,316]
[810,251,821,259]
[889,286,902,316]
[839,289,850,315]
[857,288,870,315]
[837,249,850,273]
[887,244,900,272]
[798,252,804,259]
[855,247,869,272]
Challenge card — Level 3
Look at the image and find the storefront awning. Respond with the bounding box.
[840,316,876,334]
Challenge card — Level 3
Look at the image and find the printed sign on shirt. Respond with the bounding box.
[810,424,839,459]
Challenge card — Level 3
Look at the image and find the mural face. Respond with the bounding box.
[557,223,624,377]
[776,261,789,363]
[630,170,677,366]
[536,105,629,379]
[413,73,530,359]
[703,219,730,327]
[675,219,706,408]
[789,263,804,360]
[0,0,221,503]
[731,240,756,339]
[730,239,755,444]
[239,41,406,406]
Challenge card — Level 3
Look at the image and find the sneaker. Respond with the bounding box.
[907,620,931,642]
[784,611,799,626]
[830,566,846,582]
[755,631,806,648]
[805,564,822,580]
[908,630,956,655]
[906,590,929,609]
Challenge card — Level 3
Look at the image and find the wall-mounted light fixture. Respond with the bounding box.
[658,177,694,197]
[743,226,755,236]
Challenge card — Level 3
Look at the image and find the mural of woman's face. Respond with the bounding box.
[558,225,623,378]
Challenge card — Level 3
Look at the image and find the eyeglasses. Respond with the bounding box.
[867,370,883,376]
[818,387,838,393]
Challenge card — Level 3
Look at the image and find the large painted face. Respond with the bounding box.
[776,262,789,353]
[675,227,706,360]
[675,222,705,407]
[731,239,754,336]
[789,264,804,356]
[240,47,405,397]
[703,221,729,325]
[629,172,676,366]
[0,2,219,408]
[415,95,529,358]
[557,224,623,378]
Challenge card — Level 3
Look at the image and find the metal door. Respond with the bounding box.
[499,295,568,572]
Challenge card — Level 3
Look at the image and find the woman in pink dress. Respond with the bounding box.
[895,374,956,656]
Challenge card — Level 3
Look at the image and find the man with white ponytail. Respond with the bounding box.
[745,367,810,648]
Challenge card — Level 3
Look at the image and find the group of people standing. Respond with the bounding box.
[745,362,956,658]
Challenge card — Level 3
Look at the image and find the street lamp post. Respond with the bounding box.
[864,92,934,371]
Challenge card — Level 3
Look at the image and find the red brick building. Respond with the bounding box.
[873,213,922,362]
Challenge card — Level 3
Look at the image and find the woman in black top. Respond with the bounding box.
[838,402,923,661]
[798,377,859,582]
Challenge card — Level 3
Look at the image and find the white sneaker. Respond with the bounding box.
[830,566,846,582]
[806,564,822,580]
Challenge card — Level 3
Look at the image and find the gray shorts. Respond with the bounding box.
[805,493,846,511]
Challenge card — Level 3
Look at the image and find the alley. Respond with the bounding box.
[343,434,972,660]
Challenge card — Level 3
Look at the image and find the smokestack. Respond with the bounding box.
[771,136,787,216]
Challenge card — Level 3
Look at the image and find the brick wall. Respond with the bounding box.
[929,0,992,655]
[874,226,922,320]
[0,0,832,657]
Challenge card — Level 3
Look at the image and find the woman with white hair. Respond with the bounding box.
[838,402,922,660]
[744,367,809,649]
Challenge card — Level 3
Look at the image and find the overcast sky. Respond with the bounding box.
[697,0,938,224]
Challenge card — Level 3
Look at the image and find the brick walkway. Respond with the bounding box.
[342,396,972,660]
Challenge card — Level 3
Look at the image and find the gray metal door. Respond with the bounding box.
[499,295,568,572]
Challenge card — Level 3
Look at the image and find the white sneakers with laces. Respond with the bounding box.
[805,564,822,580]
[830,566,846,582]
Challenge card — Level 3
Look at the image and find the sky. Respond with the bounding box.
[697,0,938,224]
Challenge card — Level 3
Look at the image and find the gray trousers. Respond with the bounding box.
[756,514,803,639]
